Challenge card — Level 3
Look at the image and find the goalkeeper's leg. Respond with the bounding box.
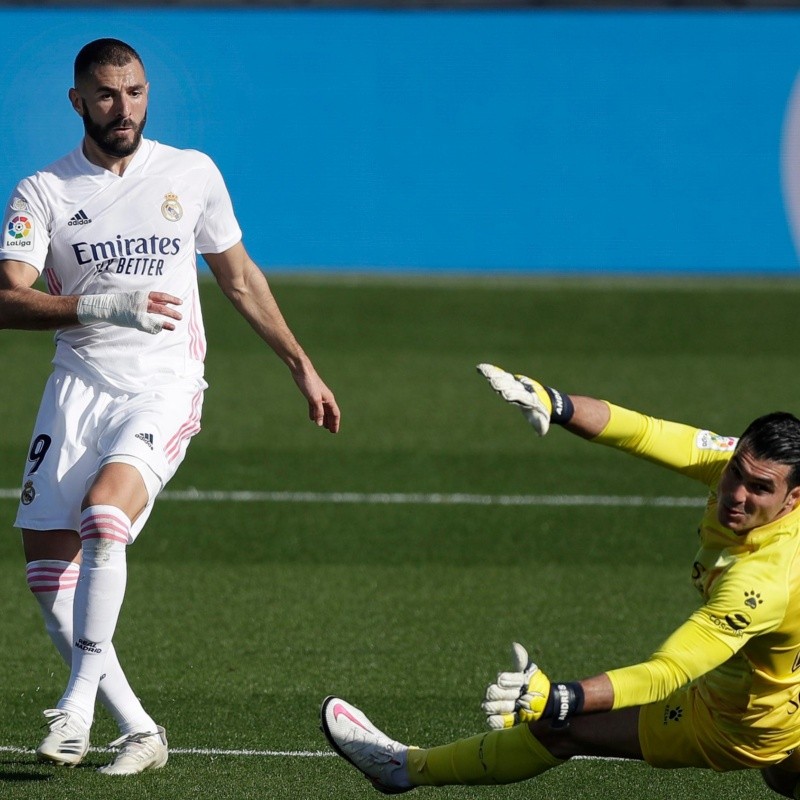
[763,750,800,798]
[409,707,643,786]
[322,695,645,792]
[407,723,562,786]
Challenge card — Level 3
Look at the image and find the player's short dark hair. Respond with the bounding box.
[74,39,144,86]
[737,412,800,488]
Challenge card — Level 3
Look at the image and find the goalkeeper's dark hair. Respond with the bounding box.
[74,39,144,86]
[737,412,800,488]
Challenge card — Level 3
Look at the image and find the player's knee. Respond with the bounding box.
[762,765,799,798]
[527,721,576,760]
[81,462,150,519]
[528,708,642,762]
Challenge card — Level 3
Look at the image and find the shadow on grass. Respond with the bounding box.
[0,769,51,782]
[0,755,103,781]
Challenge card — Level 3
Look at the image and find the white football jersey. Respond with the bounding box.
[0,138,242,391]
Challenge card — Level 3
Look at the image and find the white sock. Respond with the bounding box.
[58,505,131,729]
[27,559,158,735]
[26,560,79,664]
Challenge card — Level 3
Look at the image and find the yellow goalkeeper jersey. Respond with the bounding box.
[599,404,800,740]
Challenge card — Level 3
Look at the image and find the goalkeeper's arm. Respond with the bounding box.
[484,620,735,729]
[477,364,721,482]
[482,643,613,729]
[476,363,610,439]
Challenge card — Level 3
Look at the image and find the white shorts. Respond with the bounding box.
[14,368,205,541]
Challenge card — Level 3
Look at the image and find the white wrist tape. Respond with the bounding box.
[77,291,164,334]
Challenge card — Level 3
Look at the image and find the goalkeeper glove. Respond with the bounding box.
[476,364,574,435]
[481,643,584,729]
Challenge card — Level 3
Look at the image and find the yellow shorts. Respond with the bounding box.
[640,685,800,771]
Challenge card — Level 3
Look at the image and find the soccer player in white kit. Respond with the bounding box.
[0,38,340,775]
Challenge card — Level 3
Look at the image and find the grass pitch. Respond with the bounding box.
[0,274,797,799]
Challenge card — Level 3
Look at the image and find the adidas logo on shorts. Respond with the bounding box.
[67,209,91,226]
[135,432,154,450]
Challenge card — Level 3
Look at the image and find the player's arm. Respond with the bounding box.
[0,259,182,333]
[203,242,340,433]
[563,395,610,439]
[0,259,80,328]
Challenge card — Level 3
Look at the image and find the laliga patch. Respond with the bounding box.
[4,213,34,250]
[695,430,737,452]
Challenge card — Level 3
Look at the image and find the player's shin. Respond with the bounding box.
[406,723,562,786]
[26,558,157,734]
[58,506,130,727]
[26,560,79,664]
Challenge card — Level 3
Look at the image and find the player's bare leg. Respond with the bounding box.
[763,750,800,798]
[529,707,643,760]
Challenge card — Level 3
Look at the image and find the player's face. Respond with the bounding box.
[70,61,149,158]
[716,448,800,534]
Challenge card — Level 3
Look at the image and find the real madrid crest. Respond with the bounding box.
[21,480,35,505]
[161,192,183,222]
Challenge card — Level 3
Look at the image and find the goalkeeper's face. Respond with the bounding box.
[716,448,800,534]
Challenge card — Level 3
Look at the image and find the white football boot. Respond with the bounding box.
[36,708,91,767]
[97,725,168,775]
[476,363,551,436]
[321,696,413,794]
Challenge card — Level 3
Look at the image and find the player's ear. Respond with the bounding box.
[785,484,800,512]
[68,88,84,117]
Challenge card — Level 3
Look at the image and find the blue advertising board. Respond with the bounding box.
[1,8,800,273]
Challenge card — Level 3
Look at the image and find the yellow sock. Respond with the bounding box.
[406,724,562,786]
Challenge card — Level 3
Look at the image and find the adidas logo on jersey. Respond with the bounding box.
[67,209,91,226]
[135,432,154,450]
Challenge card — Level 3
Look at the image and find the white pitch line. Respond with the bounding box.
[0,488,706,508]
[171,747,335,757]
[0,744,625,761]
[0,744,333,758]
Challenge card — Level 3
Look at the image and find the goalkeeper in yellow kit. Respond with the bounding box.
[321,364,800,798]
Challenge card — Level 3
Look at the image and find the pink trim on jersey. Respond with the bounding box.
[187,288,206,362]
[26,562,80,594]
[80,511,130,544]
[164,389,203,463]
[43,267,62,296]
